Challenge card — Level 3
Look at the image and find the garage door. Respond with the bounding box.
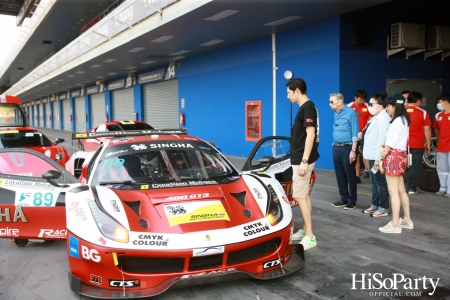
[45,102,52,129]
[33,105,38,127]
[144,79,178,128]
[91,93,105,129]
[75,96,86,131]
[53,101,61,130]
[39,103,44,127]
[112,88,134,121]
[62,99,71,131]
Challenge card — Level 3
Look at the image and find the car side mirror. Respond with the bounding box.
[42,170,69,188]
[54,138,65,145]
[251,156,275,173]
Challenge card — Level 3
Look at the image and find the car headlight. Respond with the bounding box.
[55,152,65,162]
[266,184,283,226]
[88,199,129,243]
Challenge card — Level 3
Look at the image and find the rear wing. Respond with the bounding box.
[72,128,188,139]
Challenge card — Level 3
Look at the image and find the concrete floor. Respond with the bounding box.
[1,129,449,300]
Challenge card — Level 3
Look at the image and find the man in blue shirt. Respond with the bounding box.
[329,92,360,209]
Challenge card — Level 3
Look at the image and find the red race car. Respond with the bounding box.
[78,120,154,152]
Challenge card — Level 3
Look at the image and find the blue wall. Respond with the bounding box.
[177,17,341,170]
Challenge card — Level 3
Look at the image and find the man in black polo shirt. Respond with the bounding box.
[287,78,320,250]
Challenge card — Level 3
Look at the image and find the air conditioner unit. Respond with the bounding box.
[391,23,425,49]
[428,26,450,50]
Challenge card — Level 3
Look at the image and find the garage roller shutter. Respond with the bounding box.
[75,97,86,131]
[45,103,52,128]
[112,88,134,121]
[62,100,71,131]
[144,79,178,128]
[91,93,105,129]
[33,105,38,126]
[39,104,44,127]
[53,101,61,130]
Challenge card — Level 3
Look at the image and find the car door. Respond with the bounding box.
[0,149,80,242]
[241,136,297,205]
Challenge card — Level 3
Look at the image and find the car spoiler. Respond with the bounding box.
[71,128,188,139]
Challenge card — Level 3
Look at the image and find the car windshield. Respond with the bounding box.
[92,140,239,185]
[106,123,154,131]
[0,130,52,148]
[0,103,26,127]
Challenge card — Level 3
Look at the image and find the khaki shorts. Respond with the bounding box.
[292,162,316,199]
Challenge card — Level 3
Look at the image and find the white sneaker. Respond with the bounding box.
[292,229,306,241]
[399,218,414,229]
[379,221,402,233]
[299,235,317,250]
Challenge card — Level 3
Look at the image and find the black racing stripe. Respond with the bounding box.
[0,187,16,204]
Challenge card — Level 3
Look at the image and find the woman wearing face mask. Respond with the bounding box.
[359,93,391,217]
[379,93,412,233]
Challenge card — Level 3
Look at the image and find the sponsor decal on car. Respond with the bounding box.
[140,185,149,189]
[130,144,147,150]
[109,279,141,287]
[263,258,281,269]
[152,180,218,189]
[180,268,236,279]
[90,274,102,285]
[15,191,57,206]
[253,188,263,199]
[0,179,55,190]
[243,222,271,237]
[0,207,28,223]
[264,160,290,173]
[111,137,134,144]
[164,193,209,201]
[38,229,67,238]
[69,236,80,258]
[105,149,128,157]
[148,143,194,149]
[193,246,224,257]
[81,245,101,262]
[69,201,87,224]
[0,227,19,237]
[110,199,120,213]
[132,234,169,246]
[163,200,230,227]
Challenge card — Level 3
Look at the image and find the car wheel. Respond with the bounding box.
[13,239,29,247]
[423,137,437,170]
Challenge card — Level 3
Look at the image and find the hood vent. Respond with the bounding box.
[230,191,246,207]
[124,200,141,216]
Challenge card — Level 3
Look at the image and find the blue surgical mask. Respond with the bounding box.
[437,103,444,111]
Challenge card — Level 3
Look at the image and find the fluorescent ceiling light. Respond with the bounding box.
[141,60,155,65]
[103,59,117,63]
[205,10,238,21]
[76,71,85,74]
[90,65,101,68]
[128,47,145,53]
[67,75,75,77]
[201,39,224,46]
[264,16,301,26]
[96,76,104,79]
[107,72,117,75]
[125,67,136,70]
[151,36,173,43]
[171,50,190,56]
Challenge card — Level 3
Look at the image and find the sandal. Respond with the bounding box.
[371,212,388,217]
[362,208,376,214]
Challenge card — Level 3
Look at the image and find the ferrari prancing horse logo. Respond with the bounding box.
[205,234,211,241]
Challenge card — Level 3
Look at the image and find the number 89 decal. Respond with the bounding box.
[16,191,56,206]
[33,192,54,206]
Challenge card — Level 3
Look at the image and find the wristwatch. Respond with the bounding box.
[351,148,356,152]
[301,158,308,164]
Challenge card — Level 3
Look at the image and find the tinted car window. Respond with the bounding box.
[0,130,52,148]
[106,123,154,131]
[92,140,238,185]
[0,104,25,127]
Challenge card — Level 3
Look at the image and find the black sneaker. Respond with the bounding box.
[332,201,348,207]
[356,176,362,184]
[344,203,357,210]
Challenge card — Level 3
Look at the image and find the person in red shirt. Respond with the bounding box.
[405,92,431,194]
[347,90,371,182]
[433,94,450,198]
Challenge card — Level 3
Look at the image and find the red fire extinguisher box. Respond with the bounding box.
[245,101,261,142]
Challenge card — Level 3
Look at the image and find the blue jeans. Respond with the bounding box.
[368,160,389,213]
[437,152,450,193]
[406,148,424,192]
[332,145,357,204]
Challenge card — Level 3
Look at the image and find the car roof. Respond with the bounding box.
[105,120,150,125]
[0,95,21,104]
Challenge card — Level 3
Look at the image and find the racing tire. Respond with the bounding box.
[13,239,28,247]
[423,137,437,170]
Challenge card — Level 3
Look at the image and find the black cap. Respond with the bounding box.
[383,93,405,106]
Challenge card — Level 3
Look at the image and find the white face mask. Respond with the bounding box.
[368,105,378,115]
